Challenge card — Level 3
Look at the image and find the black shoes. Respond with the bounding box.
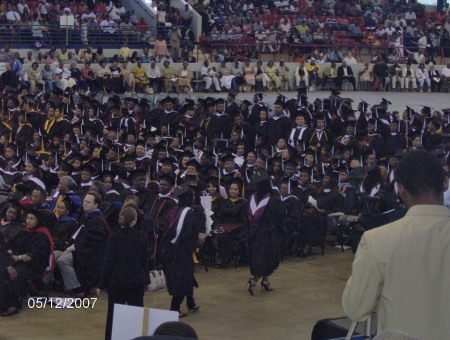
[189,305,200,313]
[1,307,19,317]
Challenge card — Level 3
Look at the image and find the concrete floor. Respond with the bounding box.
[0,245,354,340]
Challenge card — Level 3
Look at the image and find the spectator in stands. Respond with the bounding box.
[348,22,363,41]
[6,4,20,23]
[358,62,373,91]
[277,61,290,89]
[441,62,450,85]
[415,62,431,93]
[121,60,136,94]
[160,53,173,65]
[295,61,309,90]
[343,51,357,65]
[428,63,441,92]
[201,61,221,93]
[365,14,377,31]
[242,60,256,92]
[306,58,321,89]
[169,26,182,62]
[100,15,118,41]
[108,1,127,21]
[81,62,99,94]
[176,61,193,93]
[413,49,426,64]
[328,47,343,63]
[253,18,265,32]
[154,34,169,63]
[119,41,132,62]
[404,7,417,24]
[46,51,59,65]
[180,4,193,28]
[401,63,417,92]
[160,60,176,92]
[136,17,150,43]
[147,61,162,93]
[120,16,135,43]
[140,47,153,63]
[28,62,45,94]
[337,61,357,91]
[42,64,54,93]
[156,4,167,34]
[132,59,150,93]
[322,61,338,89]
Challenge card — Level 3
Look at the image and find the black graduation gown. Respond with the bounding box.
[384,133,407,156]
[148,195,178,229]
[422,132,444,151]
[52,217,78,251]
[248,195,284,277]
[11,228,51,275]
[14,123,34,148]
[97,228,150,291]
[214,198,248,264]
[73,211,110,291]
[208,113,232,140]
[267,116,292,146]
[159,110,181,136]
[162,208,202,297]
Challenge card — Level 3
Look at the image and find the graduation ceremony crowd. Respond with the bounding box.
[0,76,450,329]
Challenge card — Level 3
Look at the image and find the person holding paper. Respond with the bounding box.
[161,183,203,318]
[97,206,149,340]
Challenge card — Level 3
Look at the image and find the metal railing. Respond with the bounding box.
[0,24,188,49]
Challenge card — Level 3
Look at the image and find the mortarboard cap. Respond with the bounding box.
[250,170,271,185]
[173,182,192,197]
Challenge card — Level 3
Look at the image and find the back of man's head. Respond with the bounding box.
[395,150,445,198]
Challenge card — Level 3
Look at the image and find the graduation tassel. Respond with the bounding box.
[9,133,12,143]
[148,165,151,183]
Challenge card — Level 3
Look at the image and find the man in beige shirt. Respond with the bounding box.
[343,150,450,339]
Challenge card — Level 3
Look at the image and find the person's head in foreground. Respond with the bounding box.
[395,150,447,208]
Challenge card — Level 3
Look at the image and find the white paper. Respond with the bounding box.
[181,71,188,77]
[112,305,178,340]
[307,195,318,209]
[234,157,244,167]
[201,195,212,211]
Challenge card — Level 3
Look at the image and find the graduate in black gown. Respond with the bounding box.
[246,170,284,295]
[162,183,203,317]
[1,209,53,316]
[97,207,149,340]
[279,178,302,256]
[213,178,248,267]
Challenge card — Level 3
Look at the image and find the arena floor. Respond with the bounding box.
[1,91,449,340]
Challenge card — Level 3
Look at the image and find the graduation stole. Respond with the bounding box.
[44,118,57,134]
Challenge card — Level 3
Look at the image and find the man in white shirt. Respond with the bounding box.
[201,60,220,92]
[343,150,450,340]
[442,63,450,83]
[413,49,426,64]
[343,51,357,65]
[100,15,118,35]
[146,61,162,93]
[404,8,417,23]
[384,22,396,36]
[417,32,427,49]
[6,5,21,22]
[108,1,127,21]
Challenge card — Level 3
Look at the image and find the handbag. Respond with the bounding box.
[148,270,166,292]
[215,222,240,233]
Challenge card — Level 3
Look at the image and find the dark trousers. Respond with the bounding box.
[170,294,196,312]
[105,287,144,340]
[1,263,37,310]
[337,76,356,90]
